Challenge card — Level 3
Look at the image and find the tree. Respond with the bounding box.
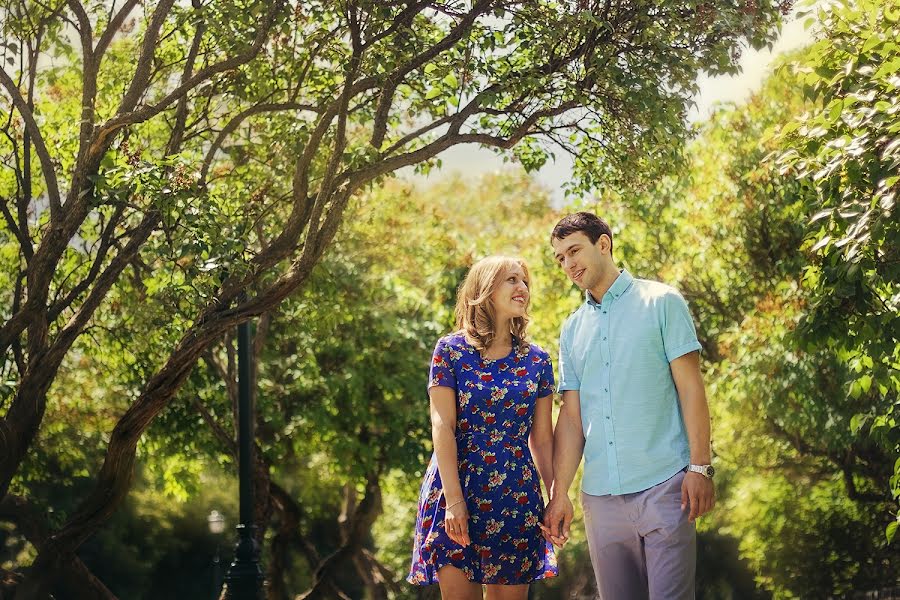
[772,0,900,538]
[14,170,571,599]
[0,0,791,595]
[582,2,900,593]
[358,172,580,600]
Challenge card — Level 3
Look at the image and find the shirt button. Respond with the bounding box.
[602,310,607,314]
[608,441,613,445]
[603,337,607,341]
[604,388,608,392]
[606,416,610,420]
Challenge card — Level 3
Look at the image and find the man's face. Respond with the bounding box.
[551,231,607,291]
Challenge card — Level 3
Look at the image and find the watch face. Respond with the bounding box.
[706,466,715,478]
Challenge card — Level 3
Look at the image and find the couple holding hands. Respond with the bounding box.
[407,212,716,600]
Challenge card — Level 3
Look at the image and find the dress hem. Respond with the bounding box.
[407,556,558,587]
[406,570,558,586]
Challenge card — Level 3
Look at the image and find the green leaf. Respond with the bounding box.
[424,87,441,100]
[887,520,898,544]
[859,374,872,393]
[811,235,832,252]
[861,35,882,54]
[781,121,801,136]
[442,73,459,88]
[828,100,843,123]
[875,57,900,78]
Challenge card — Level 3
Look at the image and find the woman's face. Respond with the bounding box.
[490,264,529,323]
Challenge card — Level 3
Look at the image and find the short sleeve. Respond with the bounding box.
[557,322,580,392]
[662,290,702,363]
[538,351,555,398]
[428,337,457,390]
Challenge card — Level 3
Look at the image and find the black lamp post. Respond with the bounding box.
[207,509,226,600]
[220,318,265,599]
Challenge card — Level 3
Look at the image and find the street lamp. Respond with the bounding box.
[220,318,265,599]
[208,510,226,600]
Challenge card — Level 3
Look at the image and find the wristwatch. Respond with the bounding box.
[688,464,715,479]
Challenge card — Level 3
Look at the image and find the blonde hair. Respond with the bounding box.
[454,256,531,354]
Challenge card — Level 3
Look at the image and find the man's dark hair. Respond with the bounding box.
[551,212,613,251]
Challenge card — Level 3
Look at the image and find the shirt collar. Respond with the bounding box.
[585,268,634,306]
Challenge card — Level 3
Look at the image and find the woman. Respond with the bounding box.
[407,256,558,599]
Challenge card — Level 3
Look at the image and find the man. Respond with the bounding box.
[542,212,715,599]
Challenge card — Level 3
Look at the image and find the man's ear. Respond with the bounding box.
[597,234,612,254]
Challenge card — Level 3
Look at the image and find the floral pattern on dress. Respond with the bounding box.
[407,333,558,586]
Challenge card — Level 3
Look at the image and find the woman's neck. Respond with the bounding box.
[491,321,512,348]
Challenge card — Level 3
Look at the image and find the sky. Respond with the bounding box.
[402,9,819,204]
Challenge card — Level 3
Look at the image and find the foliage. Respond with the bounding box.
[583,2,900,595]
[773,0,900,538]
[350,172,572,598]
[0,0,793,594]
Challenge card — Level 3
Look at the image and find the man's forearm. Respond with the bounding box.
[671,352,712,464]
[550,418,585,499]
[682,393,711,464]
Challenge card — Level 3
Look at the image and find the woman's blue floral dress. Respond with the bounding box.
[407,332,558,585]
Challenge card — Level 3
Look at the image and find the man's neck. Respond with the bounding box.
[588,264,620,301]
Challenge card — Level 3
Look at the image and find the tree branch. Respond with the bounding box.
[67,0,98,160]
[92,0,284,156]
[44,208,159,374]
[0,125,31,259]
[47,204,126,321]
[192,392,235,452]
[94,0,143,60]
[115,0,178,118]
[199,101,318,187]
[165,4,205,156]
[297,471,383,600]
[0,197,30,260]
[0,66,62,220]
[0,495,117,599]
[349,98,578,189]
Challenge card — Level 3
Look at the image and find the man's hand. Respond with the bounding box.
[541,495,573,547]
[681,471,715,522]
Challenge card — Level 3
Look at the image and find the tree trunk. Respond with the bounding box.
[0,496,117,600]
[352,552,389,600]
[298,471,383,600]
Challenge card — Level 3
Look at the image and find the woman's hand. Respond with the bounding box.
[443,499,471,547]
[541,494,572,548]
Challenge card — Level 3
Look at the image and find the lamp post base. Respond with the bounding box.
[219,524,265,600]
[219,580,265,600]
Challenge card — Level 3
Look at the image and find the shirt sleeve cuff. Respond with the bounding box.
[427,382,456,390]
[666,340,702,363]
[557,382,580,392]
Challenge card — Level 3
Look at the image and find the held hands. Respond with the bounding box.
[681,471,715,522]
[540,495,573,548]
[443,499,471,547]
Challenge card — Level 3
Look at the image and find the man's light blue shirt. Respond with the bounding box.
[558,269,702,496]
